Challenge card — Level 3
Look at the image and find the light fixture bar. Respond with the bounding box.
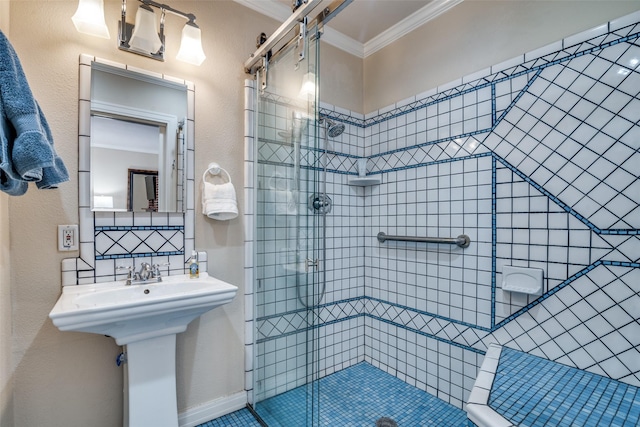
[140,0,195,24]
[118,0,203,64]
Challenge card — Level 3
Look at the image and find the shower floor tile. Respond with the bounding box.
[255,361,468,426]
[197,407,262,427]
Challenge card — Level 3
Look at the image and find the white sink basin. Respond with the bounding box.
[49,272,238,345]
[49,272,238,427]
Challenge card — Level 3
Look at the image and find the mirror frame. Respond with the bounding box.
[62,54,195,286]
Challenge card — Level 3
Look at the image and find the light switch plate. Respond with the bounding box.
[58,225,79,251]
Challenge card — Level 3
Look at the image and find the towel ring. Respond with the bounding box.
[203,162,232,183]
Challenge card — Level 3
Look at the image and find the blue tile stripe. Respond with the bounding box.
[319,110,366,128]
[491,82,496,125]
[367,128,492,162]
[259,158,355,176]
[368,151,493,175]
[95,225,184,231]
[257,261,639,355]
[95,250,184,260]
[493,154,638,236]
[493,260,640,330]
[493,69,542,125]
[256,295,488,355]
[491,156,497,329]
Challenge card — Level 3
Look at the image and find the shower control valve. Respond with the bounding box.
[308,193,332,215]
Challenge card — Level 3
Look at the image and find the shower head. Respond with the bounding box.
[321,118,345,138]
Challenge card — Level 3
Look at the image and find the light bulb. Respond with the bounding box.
[176,22,206,66]
[72,0,110,39]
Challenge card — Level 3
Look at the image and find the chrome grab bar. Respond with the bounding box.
[377,232,471,248]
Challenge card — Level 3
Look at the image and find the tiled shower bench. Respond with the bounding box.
[465,343,639,427]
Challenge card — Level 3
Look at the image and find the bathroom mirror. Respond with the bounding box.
[89,62,187,212]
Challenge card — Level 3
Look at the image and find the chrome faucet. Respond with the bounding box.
[117,262,169,285]
[135,263,153,281]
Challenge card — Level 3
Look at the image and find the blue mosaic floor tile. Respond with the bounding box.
[197,408,262,427]
[489,347,640,427]
[255,362,467,426]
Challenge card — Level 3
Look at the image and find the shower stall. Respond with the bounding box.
[244,1,469,425]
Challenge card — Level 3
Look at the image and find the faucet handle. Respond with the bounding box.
[152,263,170,282]
[117,265,134,285]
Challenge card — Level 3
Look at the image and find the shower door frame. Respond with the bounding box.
[247,23,324,427]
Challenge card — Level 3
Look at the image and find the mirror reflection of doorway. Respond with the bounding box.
[128,169,158,211]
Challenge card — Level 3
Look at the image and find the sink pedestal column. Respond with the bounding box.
[126,334,179,427]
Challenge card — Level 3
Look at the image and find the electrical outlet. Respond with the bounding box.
[58,225,79,251]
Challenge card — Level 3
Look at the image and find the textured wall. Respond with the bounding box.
[1,195,13,427]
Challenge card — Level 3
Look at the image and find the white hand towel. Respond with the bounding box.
[202,166,238,220]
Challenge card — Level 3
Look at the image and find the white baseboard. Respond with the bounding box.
[178,391,247,427]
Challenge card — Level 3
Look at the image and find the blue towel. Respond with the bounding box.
[0,29,69,195]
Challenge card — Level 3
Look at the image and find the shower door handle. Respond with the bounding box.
[305,259,319,273]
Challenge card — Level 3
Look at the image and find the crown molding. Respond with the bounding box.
[234,0,462,59]
[320,27,365,58]
[234,0,290,21]
[364,0,464,57]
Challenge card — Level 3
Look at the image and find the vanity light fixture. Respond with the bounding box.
[72,0,205,65]
[71,0,110,39]
[119,0,206,66]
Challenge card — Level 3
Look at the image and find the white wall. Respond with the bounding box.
[364,0,640,113]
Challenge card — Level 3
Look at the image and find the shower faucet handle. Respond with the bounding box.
[304,258,319,273]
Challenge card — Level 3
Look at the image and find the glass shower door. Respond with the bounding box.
[253,24,322,426]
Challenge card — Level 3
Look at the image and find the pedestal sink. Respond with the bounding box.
[49,272,238,427]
